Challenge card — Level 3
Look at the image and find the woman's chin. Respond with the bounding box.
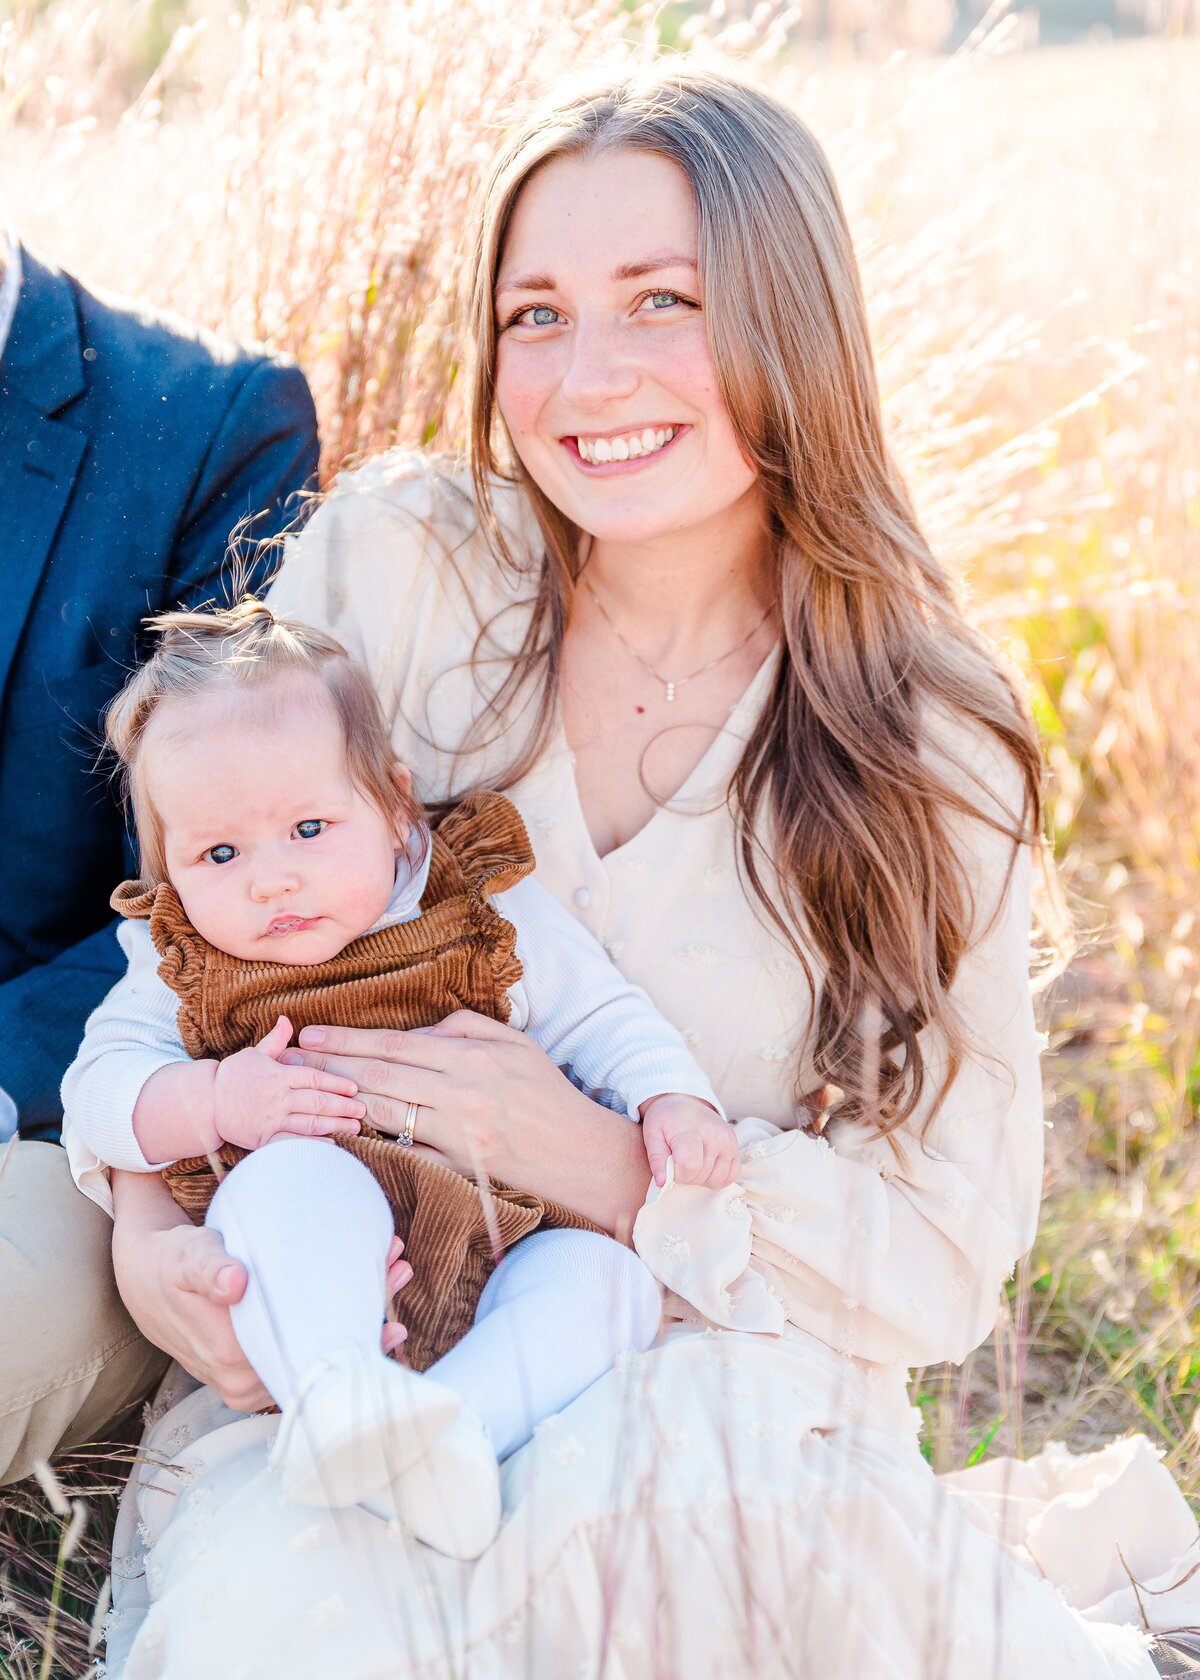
[554,489,708,549]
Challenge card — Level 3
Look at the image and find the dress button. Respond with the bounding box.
[573,886,590,910]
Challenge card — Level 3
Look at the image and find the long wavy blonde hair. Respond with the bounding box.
[463,65,1057,1138]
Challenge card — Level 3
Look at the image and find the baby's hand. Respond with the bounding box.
[641,1095,739,1190]
[212,1016,366,1150]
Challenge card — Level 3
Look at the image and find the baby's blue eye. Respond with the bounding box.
[295,820,326,840]
[204,844,237,865]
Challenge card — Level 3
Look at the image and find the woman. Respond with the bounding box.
[89,67,1199,1678]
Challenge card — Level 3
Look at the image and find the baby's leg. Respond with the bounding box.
[430,1227,663,1461]
[204,1139,459,1510]
[206,1137,392,1406]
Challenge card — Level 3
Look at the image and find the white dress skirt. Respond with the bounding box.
[72,459,1199,1679]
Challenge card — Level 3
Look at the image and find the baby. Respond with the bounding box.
[63,601,737,1561]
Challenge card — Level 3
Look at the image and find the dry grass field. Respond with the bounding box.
[1,1,1197,1670]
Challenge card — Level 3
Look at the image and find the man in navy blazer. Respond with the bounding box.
[0,235,319,1481]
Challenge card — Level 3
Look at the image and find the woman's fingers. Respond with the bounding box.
[294,1024,456,1068]
[419,1009,526,1043]
[280,1048,443,1115]
[381,1321,408,1357]
[282,1047,449,1099]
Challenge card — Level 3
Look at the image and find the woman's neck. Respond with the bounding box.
[579,499,774,663]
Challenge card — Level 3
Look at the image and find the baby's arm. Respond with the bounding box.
[62,921,365,1170]
[136,1017,366,1158]
[495,877,738,1189]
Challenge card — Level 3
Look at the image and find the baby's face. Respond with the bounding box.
[143,676,403,965]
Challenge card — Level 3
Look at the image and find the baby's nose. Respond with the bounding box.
[250,870,300,902]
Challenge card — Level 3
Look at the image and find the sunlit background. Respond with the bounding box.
[1,0,1198,1666]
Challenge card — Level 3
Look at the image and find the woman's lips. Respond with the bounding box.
[266,915,321,936]
[562,425,687,475]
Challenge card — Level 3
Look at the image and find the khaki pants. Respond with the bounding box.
[0,1140,168,1486]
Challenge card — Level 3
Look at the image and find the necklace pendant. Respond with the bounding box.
[665,681,676,703]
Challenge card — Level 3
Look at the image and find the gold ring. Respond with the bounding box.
[399,1100,419,1148]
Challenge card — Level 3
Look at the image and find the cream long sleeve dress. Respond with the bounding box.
[93,457,1200,1680]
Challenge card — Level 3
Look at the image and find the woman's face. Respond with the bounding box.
[493,147,762,549]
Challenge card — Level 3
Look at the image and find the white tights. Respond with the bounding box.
[206,1138,662,1459]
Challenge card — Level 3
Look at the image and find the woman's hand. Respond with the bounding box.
[280,1011,653,1235]
[111,1172,412,1407]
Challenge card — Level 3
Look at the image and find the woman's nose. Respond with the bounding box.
[558,313,639,412]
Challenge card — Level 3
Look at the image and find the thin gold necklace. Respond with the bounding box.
[582,573,773,703]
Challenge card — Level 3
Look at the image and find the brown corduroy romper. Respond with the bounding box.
[112,792,600,1372]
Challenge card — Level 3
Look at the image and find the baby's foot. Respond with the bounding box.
[364,1406,501,1561]
[271,1346,460,1511]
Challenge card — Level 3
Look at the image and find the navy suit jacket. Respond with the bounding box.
[0,246,319,1135]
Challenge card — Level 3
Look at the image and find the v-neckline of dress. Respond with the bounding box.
[553,645,780,867]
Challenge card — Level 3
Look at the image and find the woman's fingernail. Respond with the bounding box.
[215,1264,237,1294]
[299,1027,325,1046]
[278,1051,302,1065]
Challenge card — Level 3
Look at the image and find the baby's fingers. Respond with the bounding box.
[706,1137,741,1189]
[644,1124,672,1189]
[668,1131,706,1184]
[269,1116,363,1144]
[286,1087,365,1122]
[291,1065,360,1099]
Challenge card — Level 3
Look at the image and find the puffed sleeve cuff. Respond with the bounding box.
[633,1121,790,1335]
[632,1116,1029,1368]
[61,1114,116,1219]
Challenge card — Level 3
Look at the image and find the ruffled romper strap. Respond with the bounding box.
[425,789,536,1004]
[110,877,216,1061]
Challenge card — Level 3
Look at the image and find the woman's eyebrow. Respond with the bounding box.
[610,253,697,281]
[496,271,557,295]
[495,253,697,295]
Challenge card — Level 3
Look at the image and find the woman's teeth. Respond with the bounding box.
[576,426,677,465]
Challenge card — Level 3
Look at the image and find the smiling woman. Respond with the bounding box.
[89,65,1200,1680]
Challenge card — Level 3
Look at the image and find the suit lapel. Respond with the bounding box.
[0,248,89,714]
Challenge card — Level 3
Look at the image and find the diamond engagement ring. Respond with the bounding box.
[399,1101,420,1148]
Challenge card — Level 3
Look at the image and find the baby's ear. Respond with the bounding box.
[390,759,416,842]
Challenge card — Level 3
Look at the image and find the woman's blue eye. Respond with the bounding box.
[647,291,682,310]
[507,305,560,329]
[295,820,326,840]
[205,844,237,865]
